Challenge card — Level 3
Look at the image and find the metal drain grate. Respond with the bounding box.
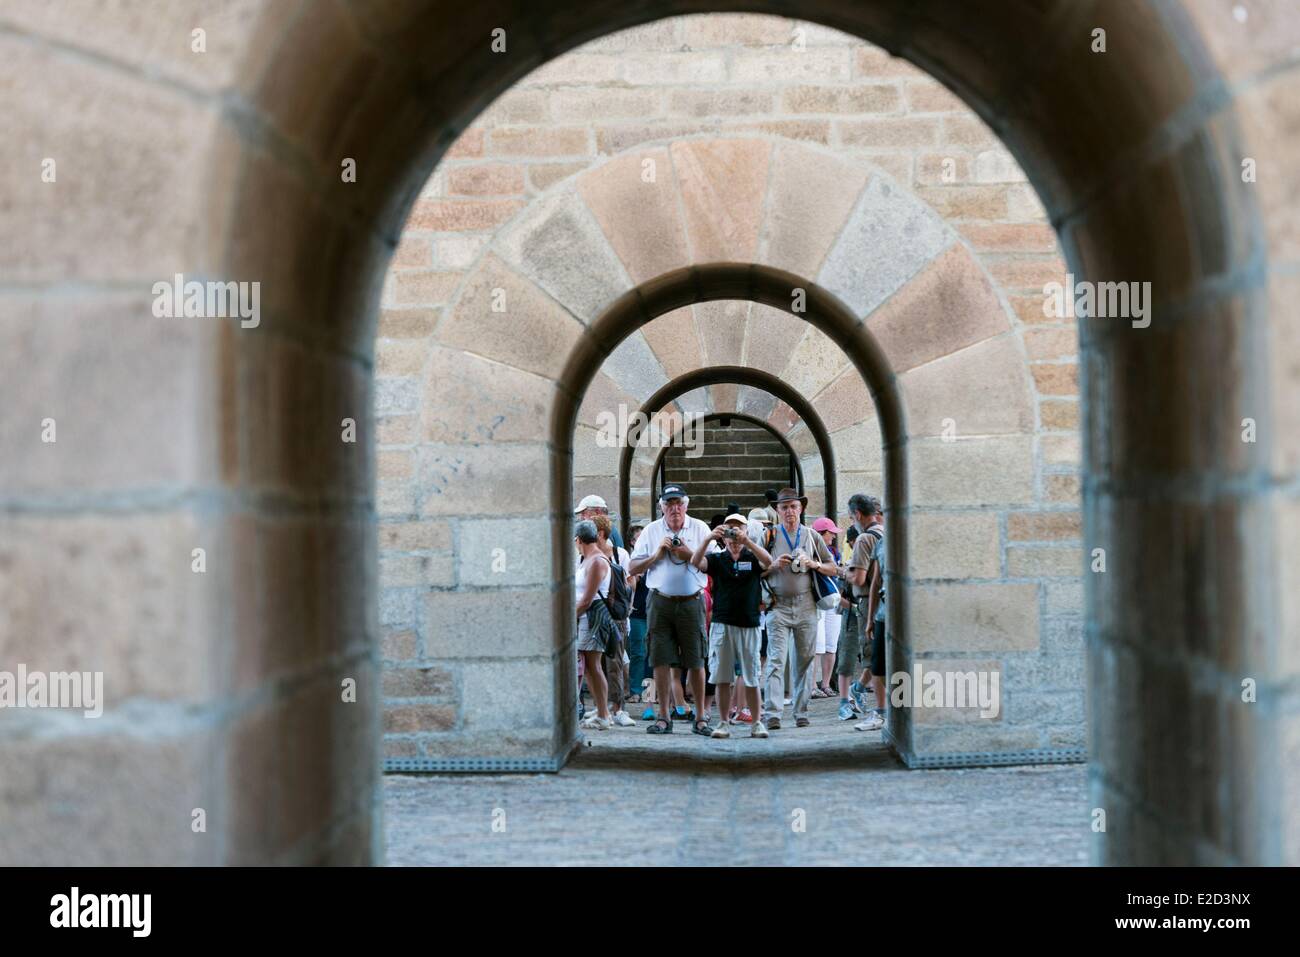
[887,734,1087,769]
[385,757,562,773]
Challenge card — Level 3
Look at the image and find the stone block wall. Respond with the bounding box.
[659,418,798,521]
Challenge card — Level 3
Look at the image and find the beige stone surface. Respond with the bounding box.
[744,303,810,376]
[0,37,224,281]
[709,382,739,413]
[1045,475,1081,504]
[866,244,1011,373]
[379,520,453,553]
[759,139,869,277]
[457,517,557,587]
[577,371,642,430]
[417,444,551,516]
[1007,546,1084,579]
[910,436,1035,506]
[579,148,691,282]
[1040,400,1080,431]
[0,295,224,494]
[911,583,1040,653]
[812,366,874,434]
[1235,65,1300,262]
[908,511,1002,580]
[446,163,527,196]
[641,306,705,382]
[905,658,1005,725]
[783,325,852,399]
[1268,271,1300,479]
[425,590,554,658]
[1041,433,1082,467]
[436,254,585,377]
[830,419,884,475]
[899,335,1034,437]
[1031,363,1080,397]
[0,512,217,702]
[494,185,632,322]
[696,300,750,366]
[672,139,772,261]
[1279,496,1300,680]
[0,731,221,866]
[1008,512,1083,542]
[379,553,454,588]
[421,345,556,444]
[459,659,558,731]
[573,425,621,477]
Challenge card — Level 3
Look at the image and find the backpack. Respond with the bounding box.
[856,525,885,606]
[601,553,631,621]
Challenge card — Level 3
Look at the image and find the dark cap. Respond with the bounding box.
[660,484,687,500]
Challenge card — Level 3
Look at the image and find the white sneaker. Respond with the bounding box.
[711,724,731,738]
[613,710,635,727]
[854,712,884,732]
[751,721,769,738]
[581,715,612,730]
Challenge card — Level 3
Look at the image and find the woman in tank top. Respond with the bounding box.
[575,519,613,729]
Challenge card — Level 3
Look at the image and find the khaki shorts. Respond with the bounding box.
[646,591,707,670]
[707,622,762,686]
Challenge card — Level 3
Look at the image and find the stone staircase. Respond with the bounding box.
[660,418,796,523]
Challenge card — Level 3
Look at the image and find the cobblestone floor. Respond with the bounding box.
[385,694,1090,866]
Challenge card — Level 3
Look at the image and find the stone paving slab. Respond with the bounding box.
[385,695,1089,866]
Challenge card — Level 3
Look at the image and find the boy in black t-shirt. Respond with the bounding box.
[690,514,774,738]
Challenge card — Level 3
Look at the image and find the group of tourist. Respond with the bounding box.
[573,485,888,739]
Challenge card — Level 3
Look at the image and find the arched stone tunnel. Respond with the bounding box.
[0,0,1296,867]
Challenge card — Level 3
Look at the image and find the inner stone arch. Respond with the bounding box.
[555,261,908,750]
[652,412,806,524]
[383,127,1054,772]
[615,364,845,534]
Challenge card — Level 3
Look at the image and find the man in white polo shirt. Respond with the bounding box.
[627,484,713,736]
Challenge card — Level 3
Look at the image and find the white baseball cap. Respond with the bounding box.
[574,494,608,514]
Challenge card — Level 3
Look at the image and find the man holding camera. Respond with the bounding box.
[691,513,774,738]
[760,488,839,729]
[627,485,713,736]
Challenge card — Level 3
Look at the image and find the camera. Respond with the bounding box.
[721,527,739,541]
[669,535,682,548]
[789,552,809,574]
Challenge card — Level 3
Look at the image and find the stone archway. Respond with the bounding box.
[648,412,806,522]
[619,365,842,539]
[3,1,1293,866]
[388,130,1051,774]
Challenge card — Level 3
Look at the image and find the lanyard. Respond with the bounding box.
[779,524,800,553]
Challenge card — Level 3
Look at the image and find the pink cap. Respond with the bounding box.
[811,517,840,534]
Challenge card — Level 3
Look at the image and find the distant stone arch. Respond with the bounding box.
[616,364,842,537]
